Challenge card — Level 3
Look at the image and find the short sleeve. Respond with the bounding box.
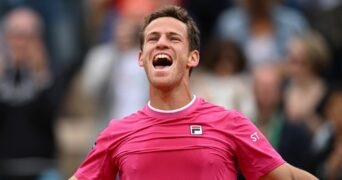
[230,111,285,179]
[75,131,117,180]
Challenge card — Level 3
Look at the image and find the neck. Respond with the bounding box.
[294,76,321,89]
[149,80,193,110]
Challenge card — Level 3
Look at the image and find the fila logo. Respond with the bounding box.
[190,125,202,135]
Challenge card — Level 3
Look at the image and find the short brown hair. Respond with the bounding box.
[297,31,330,76]
[139,5,200,52]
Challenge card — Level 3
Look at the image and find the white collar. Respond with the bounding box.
[148,95,196,113]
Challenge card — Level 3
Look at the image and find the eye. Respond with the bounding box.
[146,36,159,42]
[170,36,181,42]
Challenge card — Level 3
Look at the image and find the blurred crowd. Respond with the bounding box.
[0,0,341,179]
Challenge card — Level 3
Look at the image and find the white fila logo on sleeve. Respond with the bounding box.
[190,125,202,135]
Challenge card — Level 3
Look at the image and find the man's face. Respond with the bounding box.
[139,17,199,89]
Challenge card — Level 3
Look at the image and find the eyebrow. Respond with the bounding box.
[146,32,159,37]
[168,32,183,38]
[146,31,183,38]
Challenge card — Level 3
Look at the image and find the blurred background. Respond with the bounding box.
[0,0,341,179]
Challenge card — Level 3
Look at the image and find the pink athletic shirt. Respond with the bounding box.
[75,97,285,180]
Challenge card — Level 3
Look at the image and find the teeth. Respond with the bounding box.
[154,54,170,60]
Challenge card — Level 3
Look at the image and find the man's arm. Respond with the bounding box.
[260,163,317,180]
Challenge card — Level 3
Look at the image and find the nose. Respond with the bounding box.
[156,35,169,49]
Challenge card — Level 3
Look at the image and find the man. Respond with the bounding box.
[70,5,316,180]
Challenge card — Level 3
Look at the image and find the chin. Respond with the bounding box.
[151,79,175,90]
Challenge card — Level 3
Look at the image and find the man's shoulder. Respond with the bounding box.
[91,110,150,150]
[197,98,246,119]
[196,99,253,136]
[107,111,147,129]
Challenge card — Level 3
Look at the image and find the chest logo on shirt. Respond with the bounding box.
[190,125,202,135]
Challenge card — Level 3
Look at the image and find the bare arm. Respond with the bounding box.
[69,175,78,180]
[260,163,317,180]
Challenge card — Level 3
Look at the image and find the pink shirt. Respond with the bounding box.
[75,97,284,180]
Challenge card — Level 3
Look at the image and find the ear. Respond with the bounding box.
[187,50,200,68]
[138,51,144,67]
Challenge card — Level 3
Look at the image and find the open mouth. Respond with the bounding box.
[153,54,172,69]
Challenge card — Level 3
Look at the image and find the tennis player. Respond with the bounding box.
[70,5,316,180]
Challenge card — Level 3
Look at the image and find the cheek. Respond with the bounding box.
[176,57,188,72]
[175,63,187,80]
[139,51,149,67]
[179,52,190,65]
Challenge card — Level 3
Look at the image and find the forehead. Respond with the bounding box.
[144,17,187,37]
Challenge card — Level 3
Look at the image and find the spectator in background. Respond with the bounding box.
[284,31,330,132]
[215,0,308,70]
[309,3,342,84]
[306,84,342,179]
[253,66,311,169]
[0,7,60,180]
[322,86,342,179]
[0,0,86,81]
[80,15,149,129]
[191,39,256,120]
